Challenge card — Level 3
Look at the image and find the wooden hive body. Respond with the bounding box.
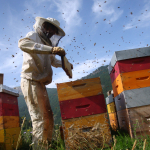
[117,105,150,138]
[57,77,112,149]
[112,69,150,97]
[110,56,150,83]
[0,85,21,150]
[106,94,119,131]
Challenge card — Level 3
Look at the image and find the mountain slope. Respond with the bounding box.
[17,65,112,124]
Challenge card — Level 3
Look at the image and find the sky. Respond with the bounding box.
[0,0,150,89]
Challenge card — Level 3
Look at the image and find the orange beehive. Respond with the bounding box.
[109,112,118,131]
[112,69,150,97]
[117,105,150,138]
[57,77,103,101]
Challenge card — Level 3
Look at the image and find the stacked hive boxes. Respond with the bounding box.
[57,77,112,150]
[106,91,118,131]
[108,47,150,138]
[0,84,20,150]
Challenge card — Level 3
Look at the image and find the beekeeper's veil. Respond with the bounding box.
[33,17,65,47]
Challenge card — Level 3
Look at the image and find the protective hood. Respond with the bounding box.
[33,17,65,47]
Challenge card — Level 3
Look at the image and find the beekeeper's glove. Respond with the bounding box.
[52,47,66,56]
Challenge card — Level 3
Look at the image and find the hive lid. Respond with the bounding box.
[0,84,19,97]
[108,47,150,74]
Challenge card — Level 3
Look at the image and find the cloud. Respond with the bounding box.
[92,0,123,23]
[54,0,82,33]
[124,1,150,30]
[46,55,111,88]
[0,51,23,73]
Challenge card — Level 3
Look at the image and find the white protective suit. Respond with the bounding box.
[19,17,65,150]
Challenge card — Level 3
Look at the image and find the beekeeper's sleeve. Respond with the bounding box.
[50,55,62,68]
[18,32,53,54]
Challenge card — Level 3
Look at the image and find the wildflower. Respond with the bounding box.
[30,132,32,133]
[24,132,26,134]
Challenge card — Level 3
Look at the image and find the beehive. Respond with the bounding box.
[57,77,112,149]
[108,47,150,98]
[108,47,150,138]
[106,94,118,131]
[114,87,150,111]
[0,84,21,150]
[117,105,150,138]
[112,69,150,97]
[108,47,150,74]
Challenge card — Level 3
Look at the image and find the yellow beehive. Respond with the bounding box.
[0,116,20,130]
[107,102,116,114]
[62,113,112,150]
[0,127,21,150]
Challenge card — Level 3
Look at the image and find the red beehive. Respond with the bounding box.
[57,77,107,119]
[110,56,150,84]
[0,77,21,150]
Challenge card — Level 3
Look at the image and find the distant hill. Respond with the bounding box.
[17,65,112,125]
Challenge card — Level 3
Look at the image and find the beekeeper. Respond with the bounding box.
[18,17,72,149]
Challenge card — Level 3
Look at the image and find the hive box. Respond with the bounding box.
[110,56,150,83]
[117,105,150,138]
[0,127,21,150]
[0,116,20,129]
[57,77,103,101]
[107,102,116,114]
[60,94,107,120]
[114,87,150,111]
[62,113,112,150]
[57,77,107,119]
[109,112,118,131]
[112,69,150,97]
[108,47,150,74]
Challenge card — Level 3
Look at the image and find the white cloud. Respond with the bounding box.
[0,51,23,73]
[46,55,111,88]
[92,0,123,23]
[54,0,82,33]
[124,1,150,30]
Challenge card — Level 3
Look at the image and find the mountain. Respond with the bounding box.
[17,65,112,125]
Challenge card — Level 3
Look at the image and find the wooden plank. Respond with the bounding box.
[110,56,150,83]
[0,74,3,85]
[114,87,150,111]
[0,103,19,116]
[107,102,116,114]
[57,77,103,101]
[0,127,21,150]
[109,112,118,131]
[0,93,18,105]
[112,69,150,97]
[62,113,112,150]
[117,106,150,138]
[128,105,150,138]
[60,94,107,120]
[117,109,131,134]
[0,116,20,129]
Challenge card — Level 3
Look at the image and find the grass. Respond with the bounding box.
[1,117,150,150]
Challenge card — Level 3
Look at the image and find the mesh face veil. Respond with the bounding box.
[33,17,65,47]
